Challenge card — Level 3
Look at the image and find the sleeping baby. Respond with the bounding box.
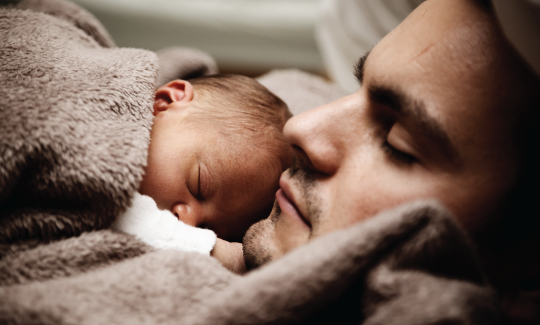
[112,74,293,272]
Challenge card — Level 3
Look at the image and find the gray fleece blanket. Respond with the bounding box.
[0,0,499,324]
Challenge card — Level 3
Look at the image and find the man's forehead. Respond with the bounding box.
[370,2,516,103]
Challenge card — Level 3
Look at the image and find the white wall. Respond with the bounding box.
[71,0,324,74]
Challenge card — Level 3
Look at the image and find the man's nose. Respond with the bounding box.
[283,96,355,175]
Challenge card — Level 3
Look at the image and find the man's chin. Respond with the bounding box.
[242,202,280,270]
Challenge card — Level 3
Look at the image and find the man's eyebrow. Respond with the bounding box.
[354,50,371,85]
[368,84,461,164]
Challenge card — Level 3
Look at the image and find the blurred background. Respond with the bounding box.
[71,0,323,77]
[70,0,423,93]
[70,0,540,94]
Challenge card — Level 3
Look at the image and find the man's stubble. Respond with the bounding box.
[243,201,280,270]
[243,160,322,270]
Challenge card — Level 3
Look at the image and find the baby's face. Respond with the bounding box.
[140,101,279,242]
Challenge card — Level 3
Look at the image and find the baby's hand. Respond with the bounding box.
[211,238,246,274]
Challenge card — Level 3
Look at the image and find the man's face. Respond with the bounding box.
[244,0,533,267]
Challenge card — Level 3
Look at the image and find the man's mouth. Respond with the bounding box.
[276,181,311,228]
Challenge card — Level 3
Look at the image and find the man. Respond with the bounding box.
[244,0,540,321]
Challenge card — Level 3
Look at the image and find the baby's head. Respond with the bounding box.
[140,74,294,241]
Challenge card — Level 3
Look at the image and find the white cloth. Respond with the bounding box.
[111,193,217,255]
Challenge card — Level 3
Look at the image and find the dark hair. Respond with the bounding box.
[188,74,293,174]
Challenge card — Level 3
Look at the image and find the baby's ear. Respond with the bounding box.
[153,80,194,116]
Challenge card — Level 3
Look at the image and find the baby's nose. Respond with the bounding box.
[172,203,203,227]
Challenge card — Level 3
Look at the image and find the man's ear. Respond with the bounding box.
[153,80,194,116]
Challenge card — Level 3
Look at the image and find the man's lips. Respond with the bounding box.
[276,182,311,228]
